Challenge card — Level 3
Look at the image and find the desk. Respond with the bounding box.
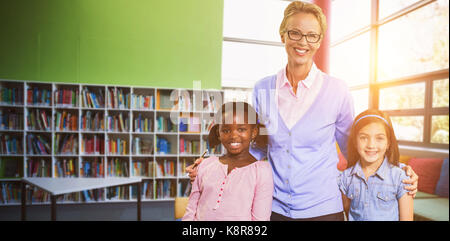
[21,177,143,221]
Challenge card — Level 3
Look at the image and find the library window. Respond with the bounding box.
[330,0,449,150]
[221,0,448,151]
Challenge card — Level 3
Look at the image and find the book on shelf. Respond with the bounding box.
[1,109,23,130]
[156,136,171,154]
[82,87,105,108]
[156,179,175,199]
[27,109,50,131]
[0,135,23,155]
[156,116,176,132]
[54,88,79,107]
[81,111,104,131]
[80,157,104,177]
[132,137,153,155]
[0,182,21,204]
[179,116,200,133]
[143,181,154,199]
[26,159,51,177]
[54,158,76,178]
[107,88,130,109]
[133,114,152,132]
[81,135,105,155]
[81,189,104,202]
[55,110,78,131]
[131,94,154,110]
[107,113,129,132]
[179,138,200,155]
[155,159,175,177]
[26,134,50,155]
[54,134,78,155]
[108,138,128,155]
[57,193,79,203]
[106,185,129,200]
[107,158,129,177]
[27,186,50,203]
[131,160,154,177]
[0,87,23,105]
[131,180,154,199]
[27,87,51,106]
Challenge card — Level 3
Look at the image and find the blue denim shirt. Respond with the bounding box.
[338,157,409,221]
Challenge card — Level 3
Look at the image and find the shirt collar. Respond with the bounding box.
[277,62,318,90]
[350,156,389,180]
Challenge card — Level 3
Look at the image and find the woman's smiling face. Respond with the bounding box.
[281,12,322,67]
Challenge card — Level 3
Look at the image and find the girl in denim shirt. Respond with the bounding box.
[339,109,414,221]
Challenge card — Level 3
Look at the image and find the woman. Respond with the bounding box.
[188,1,418,221]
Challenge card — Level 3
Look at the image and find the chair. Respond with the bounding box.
[174,197,189,220]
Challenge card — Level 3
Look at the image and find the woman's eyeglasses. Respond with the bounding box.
[286,30,321,43]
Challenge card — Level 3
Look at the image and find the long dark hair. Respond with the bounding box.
[347,109,400,168]
[207,102,268,150]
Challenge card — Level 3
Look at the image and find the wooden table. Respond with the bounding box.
[21,177,143,221]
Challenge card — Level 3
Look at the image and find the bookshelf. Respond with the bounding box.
[0,80,223,205]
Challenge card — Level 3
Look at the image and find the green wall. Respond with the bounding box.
[0,0,223,89]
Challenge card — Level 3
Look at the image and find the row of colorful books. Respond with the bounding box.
[156,116,176,132]
[107,113,129,132]
[55,111,78,131]
[156,136,171,154]
[131,94,154,110]
[54,134,78,155]
[0,87,23,105]
[106,185,129,200]
[179,117,201,132]
[27,87,51,106]
[134,114,152,132]
[54,88,79,107]
[132,137,153,155]
[107,158,129,177]
[1,135,23,155]
[81,136,105,155]
[107,88,130,109]
[81,111,104,131]
[54,158,76,177]
[26,159,51,177]
[155,159,175,177]
[108,138,128,155]
[131,160,154,177]
[81,87,105,108]
[80,158,105,177]
[27,109,50,131]
[0,110,23,131]
[179,138,200,155]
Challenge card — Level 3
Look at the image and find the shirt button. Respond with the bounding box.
[285,180,289,184]
[286,150,290,154]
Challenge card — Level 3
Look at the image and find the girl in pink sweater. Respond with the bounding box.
[182,102,274,221]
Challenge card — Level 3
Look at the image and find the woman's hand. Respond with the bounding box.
[402,165,419,198]
[186,158,203,183]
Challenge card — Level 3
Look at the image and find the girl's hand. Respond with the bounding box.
[186,158,203,183]
[402,165,419,198]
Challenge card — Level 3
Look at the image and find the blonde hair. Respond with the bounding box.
[279,1,327,38]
